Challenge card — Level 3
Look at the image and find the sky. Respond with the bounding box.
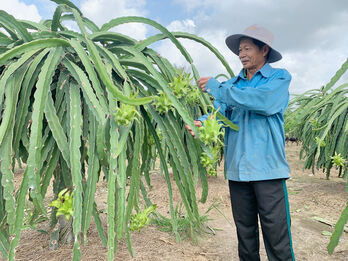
[2,0,348,94]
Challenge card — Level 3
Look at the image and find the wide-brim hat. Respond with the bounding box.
[225,24,282,63]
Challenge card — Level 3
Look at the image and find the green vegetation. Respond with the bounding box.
[285,58,348,254]
[0,1,237,260]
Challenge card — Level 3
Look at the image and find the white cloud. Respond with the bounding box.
[155,23,239,79]
[277,49,348,94]
[80,0,148,40]
[156,0,348,94]
[173,0,209,12]
[5,0,346,95]
[1,0,41,22]
[167,19,196,33]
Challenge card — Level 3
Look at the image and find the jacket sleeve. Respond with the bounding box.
[205,69,291,116]
[196,99,228,122]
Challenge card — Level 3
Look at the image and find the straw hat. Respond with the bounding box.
[225,24,282,63]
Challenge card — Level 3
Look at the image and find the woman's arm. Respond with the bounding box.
[203,69,291,116]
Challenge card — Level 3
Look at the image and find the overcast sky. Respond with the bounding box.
[2,0,348,94]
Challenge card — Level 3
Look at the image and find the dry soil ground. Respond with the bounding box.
[4,143,348,261]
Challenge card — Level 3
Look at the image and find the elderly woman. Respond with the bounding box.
[187,25,295,261]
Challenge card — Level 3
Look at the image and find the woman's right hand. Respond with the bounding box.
[197,77,211,92]
[185,120,202,137]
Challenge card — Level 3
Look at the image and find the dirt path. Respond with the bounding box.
[6,143,348,260]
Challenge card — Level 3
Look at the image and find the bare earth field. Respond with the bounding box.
[4,143,348,261]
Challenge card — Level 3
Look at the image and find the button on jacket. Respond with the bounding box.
[198,63,292,181]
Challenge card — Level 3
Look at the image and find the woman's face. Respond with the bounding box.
[238,38,268,70]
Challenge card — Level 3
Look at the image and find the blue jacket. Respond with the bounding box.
[198,63,291,181]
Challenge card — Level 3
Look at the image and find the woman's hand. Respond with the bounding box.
[185,120,202,137]
[197,77,211,92]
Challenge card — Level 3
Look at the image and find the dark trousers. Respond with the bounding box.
[228,179,295,261]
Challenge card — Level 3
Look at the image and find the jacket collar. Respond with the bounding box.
[231,63,272,83]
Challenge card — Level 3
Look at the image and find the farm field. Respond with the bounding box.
[7,143,347,261]
[0,1,347,261]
